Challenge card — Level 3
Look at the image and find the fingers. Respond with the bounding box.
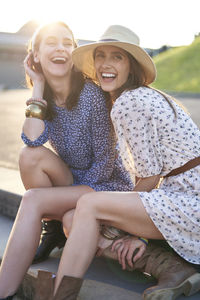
[126,244,136,269]
[111,237,124,252]
[109,236,147,271]
[24,52,32,69]
[24,53,35,79]
[117,242,125,265]
[132,244,146,262]
[121,244,129,270]
[115,237,147,269]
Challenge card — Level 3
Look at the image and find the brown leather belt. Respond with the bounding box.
[164,156,200,178]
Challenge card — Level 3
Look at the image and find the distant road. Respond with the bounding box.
[0,89,199,170]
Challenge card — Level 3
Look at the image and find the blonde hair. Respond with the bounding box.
[26,21,85,120]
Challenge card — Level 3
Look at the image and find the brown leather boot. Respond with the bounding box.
[102,242,200,299]
[33,270,55,300]
[53,275,83,300]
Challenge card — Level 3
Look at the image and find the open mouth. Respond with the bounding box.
[52,57,67,64]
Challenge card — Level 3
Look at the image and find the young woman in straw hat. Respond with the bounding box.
[0,22,136,300]
[68,24,200,299]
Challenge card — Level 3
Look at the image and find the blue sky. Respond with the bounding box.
[0,0,199,48]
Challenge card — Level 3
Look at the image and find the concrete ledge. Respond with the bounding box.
[0,189,21,219]
[17,273,141,300]
[0,170,199,299]
[0,214,150,300]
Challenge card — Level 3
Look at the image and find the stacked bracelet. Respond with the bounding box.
[139,237,148,245]
[25,97,47,120]
[26,97,47,107]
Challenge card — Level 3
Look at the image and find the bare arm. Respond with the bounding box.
[23,53,46,141]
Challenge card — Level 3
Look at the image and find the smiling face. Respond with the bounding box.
[94,45,130,99]
[33,23,75,79]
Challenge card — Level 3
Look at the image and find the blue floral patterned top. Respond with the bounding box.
[22,82,134,191]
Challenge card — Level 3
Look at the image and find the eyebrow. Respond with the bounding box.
[96,50,125,56]
[45,36,72,41]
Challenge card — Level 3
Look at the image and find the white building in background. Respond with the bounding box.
[0,21,160,89]
[0,21,39,89]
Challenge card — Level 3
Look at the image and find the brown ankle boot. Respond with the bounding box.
[53,275,83,300]
[33,270,55,300]
[102,242,200,299]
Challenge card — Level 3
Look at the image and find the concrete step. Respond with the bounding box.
[0,168,200,299]
[1,213,200,300]
[0,167,24,219]
[0,215,151,299]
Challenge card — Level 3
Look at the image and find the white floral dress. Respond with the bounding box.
[111,87,200,264]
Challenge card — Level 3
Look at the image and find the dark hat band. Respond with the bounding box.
[99,38,119,42]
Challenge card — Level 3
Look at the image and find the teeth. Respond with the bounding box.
[102,73,116,78]
[52,57,66,62]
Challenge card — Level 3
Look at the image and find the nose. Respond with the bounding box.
[55,43,65,51]
[101,57,112,68]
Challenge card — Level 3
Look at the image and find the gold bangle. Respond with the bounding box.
[25,103,46,120]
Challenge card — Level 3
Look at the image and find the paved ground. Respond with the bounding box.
[0,89,30,169]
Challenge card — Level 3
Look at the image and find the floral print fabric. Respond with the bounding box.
[22,82,134,192]
[111,87,200,264]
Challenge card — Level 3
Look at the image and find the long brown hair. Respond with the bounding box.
[26,22,85,121]
[102,51,186,117]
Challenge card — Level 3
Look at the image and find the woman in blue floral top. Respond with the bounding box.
[0,22,134,300]
[20,22,133,265]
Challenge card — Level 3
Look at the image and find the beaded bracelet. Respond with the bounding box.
[26,97,47,107]
[138,237,148,245]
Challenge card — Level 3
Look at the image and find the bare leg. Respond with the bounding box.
[54,191,163,294]
[0,186,94,298]
[19,145,73,189]
[19,145,73,229]
[62,209,75,237]
[54,206,100,294]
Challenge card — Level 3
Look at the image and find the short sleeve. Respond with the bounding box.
[111,89,163,177]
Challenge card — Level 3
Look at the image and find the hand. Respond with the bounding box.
[111,235,147,270]
[24,52,45,85]
[96,234,113,257]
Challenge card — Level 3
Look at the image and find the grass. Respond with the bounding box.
[151,36,200,93]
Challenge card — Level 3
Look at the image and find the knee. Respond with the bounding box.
[62,210,75,236]
[19,145,46,171]
[75,193,97,218]
[20,189,43,216]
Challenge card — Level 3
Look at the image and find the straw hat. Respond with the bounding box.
[72,25,156,85]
